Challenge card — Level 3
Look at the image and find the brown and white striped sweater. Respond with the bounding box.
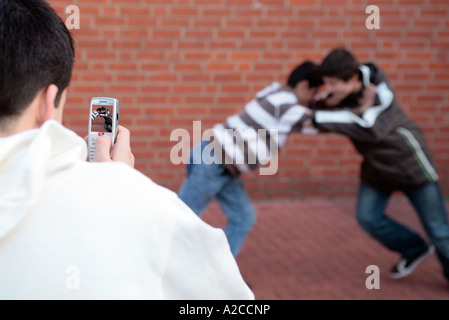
[212,82,315,176]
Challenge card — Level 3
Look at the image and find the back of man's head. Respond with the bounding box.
[287,61,323,89]
[0,0,74,127]
[320,48,359,81]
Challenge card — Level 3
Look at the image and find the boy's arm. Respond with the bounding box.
[290,107,319,135]
[313,81,395,142]
[90,110,99,120]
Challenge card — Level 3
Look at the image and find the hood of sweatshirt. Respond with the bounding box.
[0,120,87,239]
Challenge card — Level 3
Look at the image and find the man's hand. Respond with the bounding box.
[355,84,377,115]
[85,125,135,167]
[302,108,314,129]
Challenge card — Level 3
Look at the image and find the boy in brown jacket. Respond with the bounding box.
[313,48,449,284]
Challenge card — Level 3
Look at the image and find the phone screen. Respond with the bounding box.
[91,105,114,134]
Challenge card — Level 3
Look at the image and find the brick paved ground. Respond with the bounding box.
[202,200,449,300]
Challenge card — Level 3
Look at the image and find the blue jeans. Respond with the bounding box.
[178,141,256,257]
[357,182,449,281]
[104,122,112,132]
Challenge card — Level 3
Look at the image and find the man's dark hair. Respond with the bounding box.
[0,0,75,125]
[320,48,359,81]
[287,61,323,89]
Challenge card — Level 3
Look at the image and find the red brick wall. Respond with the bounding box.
[50,0,449,200]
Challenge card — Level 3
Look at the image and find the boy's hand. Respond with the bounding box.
[356,84,377,115]
[84,125,135,167]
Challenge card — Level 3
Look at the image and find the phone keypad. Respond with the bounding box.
[88,136,97,162]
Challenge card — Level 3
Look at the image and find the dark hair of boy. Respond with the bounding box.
[320,48,360,81]
[287,61,323,89]
[0,0,75,126]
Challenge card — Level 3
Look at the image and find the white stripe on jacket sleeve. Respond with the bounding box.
[315,82,394,128]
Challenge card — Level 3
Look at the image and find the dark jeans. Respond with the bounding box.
[356,182,449,281]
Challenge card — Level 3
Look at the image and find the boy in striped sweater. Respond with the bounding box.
[313,48,449,283]
[178,61,323,257]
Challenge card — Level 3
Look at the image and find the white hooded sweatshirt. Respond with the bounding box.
[0,121,254,300]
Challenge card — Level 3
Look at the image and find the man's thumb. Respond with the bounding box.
[92,135,112,162]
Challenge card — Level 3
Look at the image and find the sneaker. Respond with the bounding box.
[390,245,435,279]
